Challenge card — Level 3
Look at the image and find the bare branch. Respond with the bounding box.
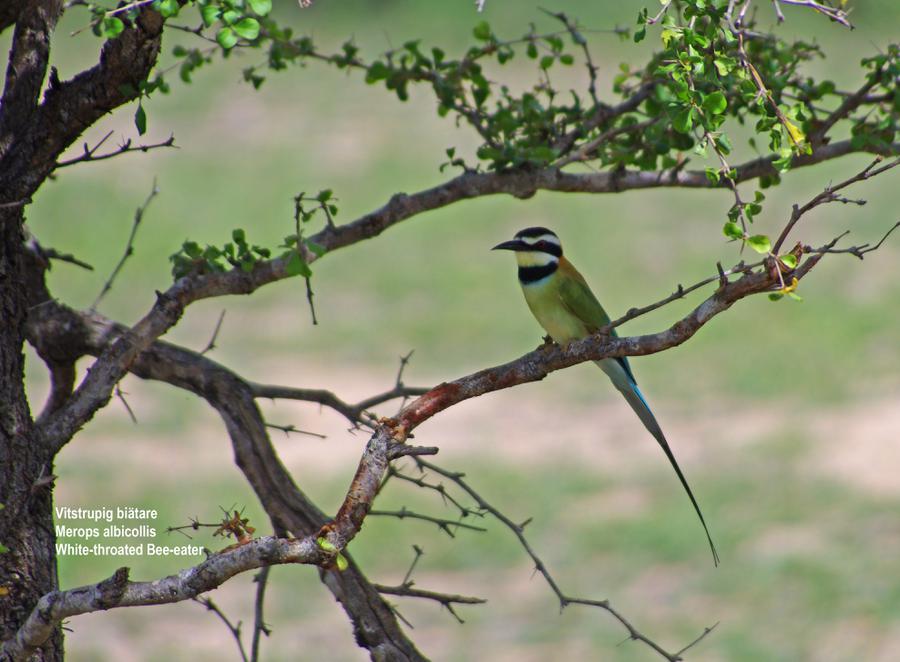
[54,133,177,169]
[250,567,272,662]
[0,537,329,662]
[411,458,703,660]
[91,179,159,311]
[374,582,486,624]
[368,507,487,537]
[773,0,852,27]
[807,221,900,260]
[773,157,900,253]
[200,310,227,355]
[264,422,326,439]
[21,292,427,660]
[38,247,93,271]
[194,596,249,662]
[312,138,900,255]
[251,381,429,426]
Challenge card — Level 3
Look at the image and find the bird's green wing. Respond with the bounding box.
[558,272,638,384]
[557,275,614,335]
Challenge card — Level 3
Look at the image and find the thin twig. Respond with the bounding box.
[55,134,176,169]
[201,310,227,355]
[194,596,249,662]
[264,422,327,439]
[807,221,900,259]
[374,583,486,624]
[41,247,94,271]
[414,459,707,660]
[772,157,900,253]
[115,384,137,424]
[250,567,272,662]
[91,180,159,311]
[368,508,487,537]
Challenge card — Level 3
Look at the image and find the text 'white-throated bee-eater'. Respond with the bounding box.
[493,226,719,566]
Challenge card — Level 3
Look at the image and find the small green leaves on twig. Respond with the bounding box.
[316,537,348,571]
[169,229,272,279]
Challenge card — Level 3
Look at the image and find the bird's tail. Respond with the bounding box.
[617,377,720,566]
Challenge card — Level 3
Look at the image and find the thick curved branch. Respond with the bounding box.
[22,289,427,661]
[0,537,329,662]
[0,0,62,144]
[310,138,899,254]
[319,265,780,556]
[0,5,164,201]
[31,129,896,455]
[0,0,28,35]
[251,382,429,425]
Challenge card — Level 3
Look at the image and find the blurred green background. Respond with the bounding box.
[14,1,900,660]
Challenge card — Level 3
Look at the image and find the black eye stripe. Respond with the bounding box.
[536,241,562,257]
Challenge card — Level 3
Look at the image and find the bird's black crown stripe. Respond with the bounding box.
[518,262,558,283]
[515,226,557,239]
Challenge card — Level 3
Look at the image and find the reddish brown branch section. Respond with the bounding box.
[319,266,775,552]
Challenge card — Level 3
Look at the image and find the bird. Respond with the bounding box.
[493,226,719,566]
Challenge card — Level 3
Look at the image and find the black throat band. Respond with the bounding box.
[518,262,558,284]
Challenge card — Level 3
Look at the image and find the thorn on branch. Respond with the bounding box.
[264,422,327,439]
[201,310,226,355]
[55,133,177,169]
[115,383,137,424]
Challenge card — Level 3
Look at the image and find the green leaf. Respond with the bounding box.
[705,167,720,185]
[200,4,221,26]
[316,537,338,553]
[559,54,574,65]
[216,27,238,50]
[768,292,784,301]
[747,234,771,254]
[722,221,743,240]
[134,103,147,135]
[305,240,327,257]
[183,241,202,258]
[247,0,272,16]
[157,0,179,18]
[672,107,693,134]
[285,251,312,278]
[702,91,727,115]
[633,26,646,43]
[335,553,349,571]
[0,543,8,554]
[366,61,390,84]
[232,17,260,41]
[101,16,124,39]
[540,55,554,70]
[780,254,798,269]
[473,21,491,41]
[232,228,246,244]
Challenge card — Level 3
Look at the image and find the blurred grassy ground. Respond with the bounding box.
[12,1,900,660]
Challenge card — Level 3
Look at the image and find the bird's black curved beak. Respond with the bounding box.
[492,239,526,252]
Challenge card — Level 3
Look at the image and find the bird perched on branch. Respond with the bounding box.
[493,226,719,566]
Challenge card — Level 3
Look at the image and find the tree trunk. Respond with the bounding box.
[0,210,62,661]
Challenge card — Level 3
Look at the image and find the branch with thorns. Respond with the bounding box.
[54,131,176,169]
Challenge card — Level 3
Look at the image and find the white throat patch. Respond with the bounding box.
[514,251,558,268]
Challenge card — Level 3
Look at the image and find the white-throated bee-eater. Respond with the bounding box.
[493,226,719,566]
